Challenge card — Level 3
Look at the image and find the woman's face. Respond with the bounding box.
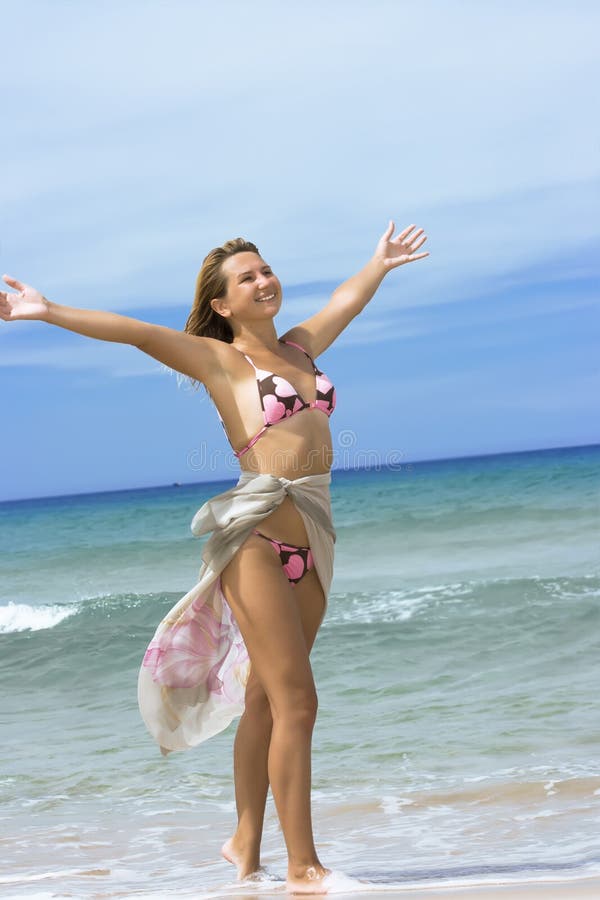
[217,252,282,320]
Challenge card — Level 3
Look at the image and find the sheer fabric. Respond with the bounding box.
[138,471,336,755]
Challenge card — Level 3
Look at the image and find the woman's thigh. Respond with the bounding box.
[220,533,320,717]
[292,566,327,653]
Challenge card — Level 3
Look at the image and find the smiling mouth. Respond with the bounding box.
[255,293,276,303]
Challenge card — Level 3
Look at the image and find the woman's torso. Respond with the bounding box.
[205,337,335,545]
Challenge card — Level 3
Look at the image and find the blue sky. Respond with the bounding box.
[1,0,598,502]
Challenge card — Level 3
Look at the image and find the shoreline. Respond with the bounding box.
[342,875,600,898]
[251,874,599,898]
[4,871,600,899]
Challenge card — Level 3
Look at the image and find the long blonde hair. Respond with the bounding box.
[185,237,261,342]
[181,237,261,392]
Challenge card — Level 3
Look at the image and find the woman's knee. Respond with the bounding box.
[246,677,317,730]
[271,684,318,729]
[244,680,273,725]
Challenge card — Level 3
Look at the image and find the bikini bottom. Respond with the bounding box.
[251,529,315,587]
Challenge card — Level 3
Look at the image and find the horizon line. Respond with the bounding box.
[1,440,598,506]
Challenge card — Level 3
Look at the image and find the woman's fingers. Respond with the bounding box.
[380,220,395,242]
[396,224,417,242]
[385,249,429,268]
[376,221,430,270]
[403,232,428,252]
[394,227,425,247]
[382,223,427,251]
[2,274,26,292]
[0,275,47,322]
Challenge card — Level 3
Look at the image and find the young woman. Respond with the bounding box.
[0,220,428,894]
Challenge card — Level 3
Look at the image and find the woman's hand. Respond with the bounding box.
[0,275,49,322]
[374,221,429,271]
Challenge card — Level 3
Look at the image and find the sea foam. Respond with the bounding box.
[0,601,78,633]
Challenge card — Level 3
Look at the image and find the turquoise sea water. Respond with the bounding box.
[1,444,599,898]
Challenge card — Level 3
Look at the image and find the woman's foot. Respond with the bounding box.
[286,864,332,895]
[221,835,263,881]
[286,866,364,895]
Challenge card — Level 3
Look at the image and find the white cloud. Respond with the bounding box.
[1,1,598,306]
[0,3,598,376]
[0,338,163,376]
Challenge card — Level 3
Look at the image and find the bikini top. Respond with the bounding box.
[216,338,336,459]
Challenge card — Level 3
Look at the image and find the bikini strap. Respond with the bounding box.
[280,338,312,359]
[230,343,260,374]
[242,352,259,373]
[280,339,321,376]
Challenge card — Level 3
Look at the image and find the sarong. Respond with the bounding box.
[137,470,336,756]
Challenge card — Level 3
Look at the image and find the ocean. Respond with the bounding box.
[1,444,599,898]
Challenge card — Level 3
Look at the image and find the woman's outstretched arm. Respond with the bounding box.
[0,275,148,343]
[0,274,225,385]
[280,221,429,359]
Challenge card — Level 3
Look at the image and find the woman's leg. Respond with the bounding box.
[221,670,272,877]
[223,564,326,878]
[219,533,329,890]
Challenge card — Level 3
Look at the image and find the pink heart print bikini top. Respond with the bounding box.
[216,338,337,459]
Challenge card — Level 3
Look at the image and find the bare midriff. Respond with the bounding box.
[238,409,333,546]
[206,344,334,547]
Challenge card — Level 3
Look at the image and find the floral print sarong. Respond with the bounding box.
[137,471,336,756]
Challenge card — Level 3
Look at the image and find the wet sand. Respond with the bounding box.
[195,874,600,899]
[324,876,600,898]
